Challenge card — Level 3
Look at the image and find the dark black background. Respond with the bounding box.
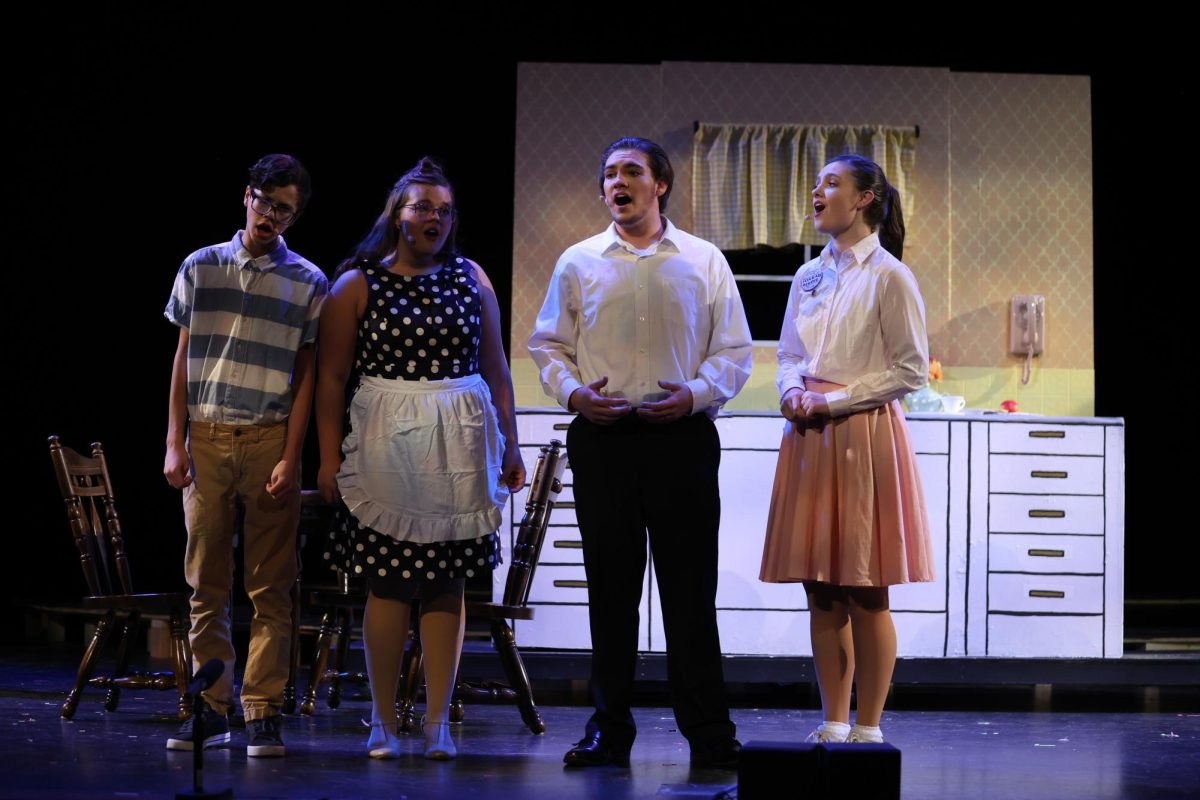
[6,10,1185,634]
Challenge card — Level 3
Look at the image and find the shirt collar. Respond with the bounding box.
[232,231,288,272]
[602,217,681,258]
[820,231,881,271]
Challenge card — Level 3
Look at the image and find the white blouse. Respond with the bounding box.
[776,232,929,417]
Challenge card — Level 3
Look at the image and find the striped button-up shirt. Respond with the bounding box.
[165,232,328,425]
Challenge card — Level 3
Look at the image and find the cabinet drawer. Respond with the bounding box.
[516,412,573,445]
[526,563,591,604]
[513,604,592,650]
[539,525,585,565]
[715,414,789,449]
[989,494,1104,534]
[907,419,950,454]
[989,533,1104,574]
[989,454,1103,495]
[988,573,1104,613]
[989,423,1104,455]
[987,614,1103,657]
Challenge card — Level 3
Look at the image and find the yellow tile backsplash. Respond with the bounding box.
[510,357,1095,418]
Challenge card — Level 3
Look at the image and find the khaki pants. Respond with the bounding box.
[183,421,299,720]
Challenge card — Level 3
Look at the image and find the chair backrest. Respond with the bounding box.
[502,440,567,608]
[48,436,133,599]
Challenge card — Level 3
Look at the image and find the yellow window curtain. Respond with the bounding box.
[692,123,917,249]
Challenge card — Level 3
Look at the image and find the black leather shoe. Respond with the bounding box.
[563,731,631,767]
[690,737,741,770]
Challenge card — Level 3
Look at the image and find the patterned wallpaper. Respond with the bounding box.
[948,71,1093,369]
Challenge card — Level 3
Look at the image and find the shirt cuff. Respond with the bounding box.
[778,381,805,400]
[824,390,852,417]
[558,378,585,412]
[685,378,711,416]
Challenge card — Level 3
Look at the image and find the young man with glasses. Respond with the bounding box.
[163,154,328,757]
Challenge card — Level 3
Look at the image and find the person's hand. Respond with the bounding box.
[265,459,298,499]
[317,460,341,505]
[799,391,830,417]
[569,376,632,424]
[780,388,806,421]
[636,381,693,424]
[500,445,527,493]
[163,443,192,489]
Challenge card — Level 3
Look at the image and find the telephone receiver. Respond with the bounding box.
[1010,294,1045,387]
[1010,294,1045,357]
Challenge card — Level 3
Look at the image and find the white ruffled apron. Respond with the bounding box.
[337,373,507,544]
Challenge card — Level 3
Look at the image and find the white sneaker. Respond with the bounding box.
[846,724,884,743]
[805,722,850,743]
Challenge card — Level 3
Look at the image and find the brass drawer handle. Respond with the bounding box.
[554,501,576,509]
[1030,471,1068,479]
[553,580,588,588]
[1029,589,1066,599]
[553,541,583,549]
[553,423,571,431]
[1028,549,1065,558]
[1029,430,1066,439]
[1029,509,1066,518]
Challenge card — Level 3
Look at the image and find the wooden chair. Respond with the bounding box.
[297,490,366,715]
[48,436,192,720]
[397,439,567,734]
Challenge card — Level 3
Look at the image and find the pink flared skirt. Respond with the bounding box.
[759,380,935,587]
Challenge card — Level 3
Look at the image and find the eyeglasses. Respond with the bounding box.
[249,189,299,225]
[398,202,456,221]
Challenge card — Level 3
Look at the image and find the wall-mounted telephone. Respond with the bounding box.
[1009,294,1045,385]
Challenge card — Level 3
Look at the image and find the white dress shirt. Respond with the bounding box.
[777,232,928,417]
[528,218,753,418]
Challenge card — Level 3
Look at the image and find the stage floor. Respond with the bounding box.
[2,648,1197,799]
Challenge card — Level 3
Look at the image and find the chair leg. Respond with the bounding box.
[283,576,301,715]
[105,610,141,712]
[63,610,115,719]
[327,607,353,709]
[450,696,465,724]
[492,619,545,734]
[397,630,422,733]
[300,609,336,715]
[170,607,193,720]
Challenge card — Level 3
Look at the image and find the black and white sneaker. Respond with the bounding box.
[246,715,285,757]
[166,703,231,751]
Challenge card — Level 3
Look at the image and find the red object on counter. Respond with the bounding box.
[1000,400,1019,413]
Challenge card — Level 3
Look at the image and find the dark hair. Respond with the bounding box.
[828,153,905,261]
[248,154,313,213]
[336,157,458,276]
[597,137,674,213]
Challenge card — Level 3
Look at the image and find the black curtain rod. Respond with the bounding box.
[693,121,921,138]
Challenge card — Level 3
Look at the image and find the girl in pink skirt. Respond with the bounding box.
[760,153,934,744]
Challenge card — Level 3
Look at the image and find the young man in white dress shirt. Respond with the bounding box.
[529,137,752,770]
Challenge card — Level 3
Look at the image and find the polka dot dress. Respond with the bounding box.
[324,257,501,590]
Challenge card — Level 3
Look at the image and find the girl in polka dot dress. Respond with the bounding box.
[316,158,525,760]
